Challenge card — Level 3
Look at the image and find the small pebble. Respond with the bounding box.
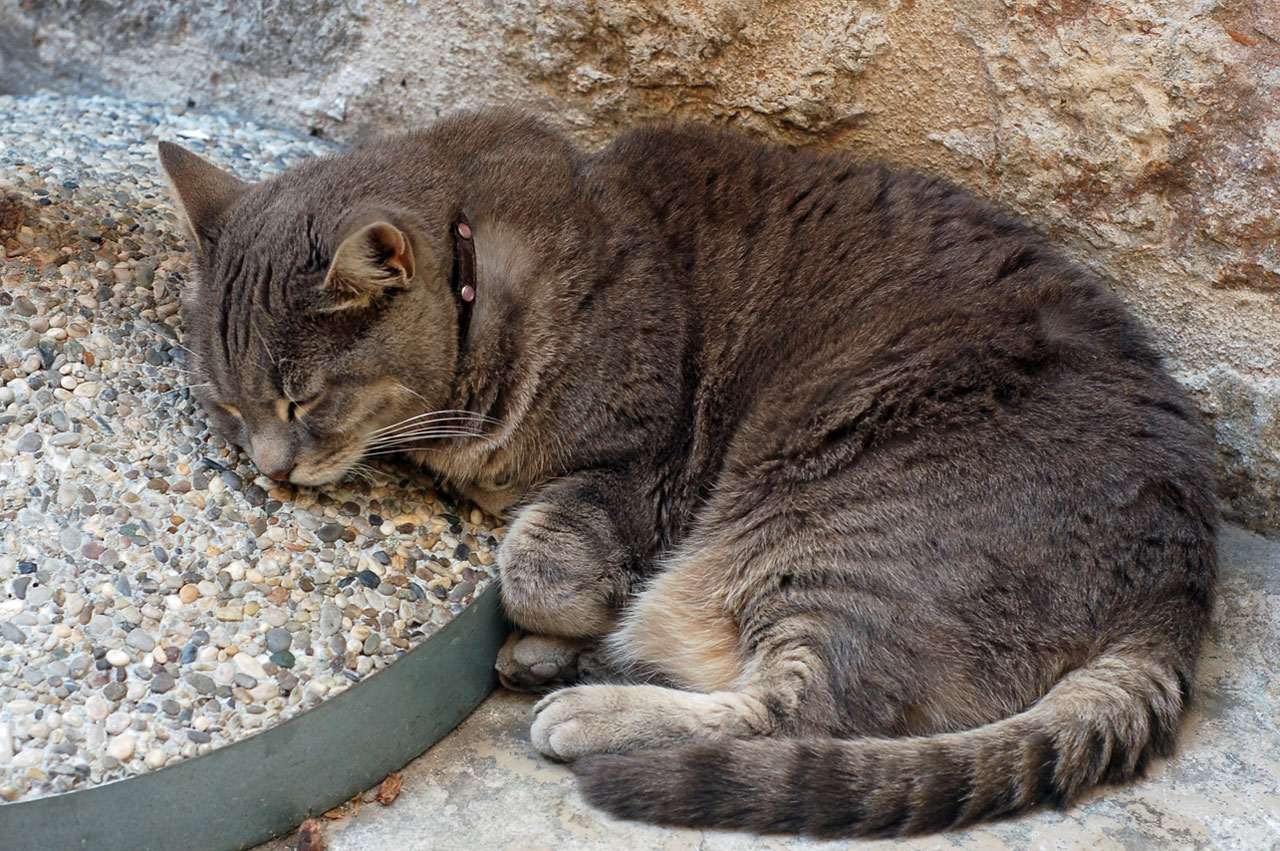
[84,695,110,721]
[265,628,292,653]
[215,604,244,622]
[187,673,216,695]
[106,734,136,762]
[234,653,267,681]
[125,627,156,653]
[319,605,342,636]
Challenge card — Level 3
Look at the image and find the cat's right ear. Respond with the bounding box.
[321,220,416,312]
[157,142,248,252]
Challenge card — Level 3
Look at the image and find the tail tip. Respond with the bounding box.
[571,752,651,819]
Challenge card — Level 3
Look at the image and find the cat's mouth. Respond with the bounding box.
[287,449,369,487]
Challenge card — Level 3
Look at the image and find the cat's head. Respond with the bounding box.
[157,141,466,486]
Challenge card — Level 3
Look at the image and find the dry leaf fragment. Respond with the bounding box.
[297,818,325,851]
[377,772,404,806]
[1226,28,1259,46]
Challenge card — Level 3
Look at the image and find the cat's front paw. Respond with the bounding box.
[498,504,615,637]
[531,685,636,762]
[496,633,585,693]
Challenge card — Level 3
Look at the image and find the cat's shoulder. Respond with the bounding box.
[604,120,786,163]
[354,108,579,166]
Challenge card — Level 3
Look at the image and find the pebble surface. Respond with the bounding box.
[0,95,500,803]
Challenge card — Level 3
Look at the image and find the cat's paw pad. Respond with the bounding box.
[496,633,584,693]
[530,685,632,761]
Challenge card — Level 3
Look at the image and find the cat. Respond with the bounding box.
[159,110,1217,837]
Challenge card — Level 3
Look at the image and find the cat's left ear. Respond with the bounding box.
[322,219,415,311]
[157,142,248,251]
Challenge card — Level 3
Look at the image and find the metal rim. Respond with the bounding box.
[0,584,506,851]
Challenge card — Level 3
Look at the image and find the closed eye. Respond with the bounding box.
[283,393,323,422]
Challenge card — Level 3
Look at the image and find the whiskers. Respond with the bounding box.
[155,364,203,383]
[361,397,501,458]
[160,381,212,399]
[345,461,383,484]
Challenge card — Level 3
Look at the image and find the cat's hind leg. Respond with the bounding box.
[532,682,774,761]
[496,633,626,693]
[527,632,831,760]
[529,541,843,760]
[496,633,588,693]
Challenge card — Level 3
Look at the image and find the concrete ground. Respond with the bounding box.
[258,525,1279,851]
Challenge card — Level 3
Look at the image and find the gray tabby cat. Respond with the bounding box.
[159,110,1217,837]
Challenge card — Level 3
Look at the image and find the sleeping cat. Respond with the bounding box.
[159,110,1217,837]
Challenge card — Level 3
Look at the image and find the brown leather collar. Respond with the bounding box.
[452,214,476,363]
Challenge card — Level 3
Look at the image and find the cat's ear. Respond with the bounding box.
[157,141,248,251]
[322,220,415,311]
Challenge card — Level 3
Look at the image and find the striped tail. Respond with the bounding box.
[572,649,1191,837]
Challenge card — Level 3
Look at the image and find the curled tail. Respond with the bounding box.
[573,649,1191,837]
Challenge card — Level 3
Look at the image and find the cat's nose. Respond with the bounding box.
[249,434,294,483]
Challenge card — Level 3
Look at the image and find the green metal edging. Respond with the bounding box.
[0,584,507,851]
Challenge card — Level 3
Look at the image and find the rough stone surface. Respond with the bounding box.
[1,0,1275,533]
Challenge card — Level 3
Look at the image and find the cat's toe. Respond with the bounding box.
[530,687,594,761]
[496,633,584,693]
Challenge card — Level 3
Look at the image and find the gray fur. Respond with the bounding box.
[160,110,1217,837]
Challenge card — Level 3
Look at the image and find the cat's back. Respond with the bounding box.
[592,123,1184,448]
[594,122,1113,351]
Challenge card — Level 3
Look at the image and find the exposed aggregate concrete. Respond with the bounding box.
[0,95,499,802]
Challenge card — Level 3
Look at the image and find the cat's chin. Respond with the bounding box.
[288,465,354,488]
[291,474,343,488]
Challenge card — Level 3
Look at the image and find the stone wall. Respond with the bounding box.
[2,0,1276,534]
